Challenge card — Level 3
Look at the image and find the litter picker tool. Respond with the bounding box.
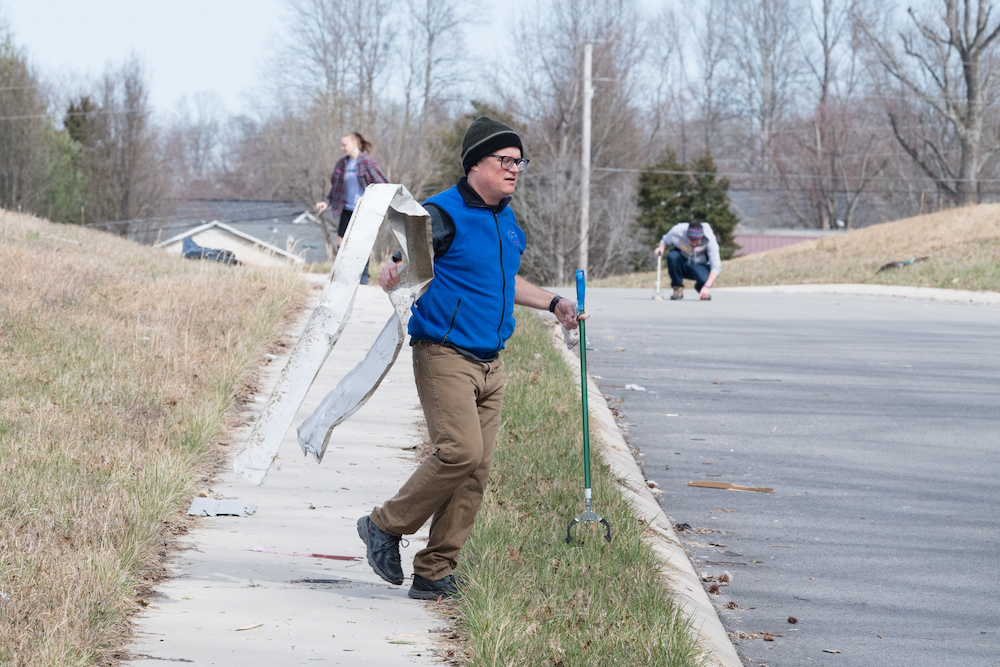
[566,269,612,544]
[653,254,664,300]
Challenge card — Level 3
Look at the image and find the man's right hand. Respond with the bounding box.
[316,202,328,213]
[378,261,401,290]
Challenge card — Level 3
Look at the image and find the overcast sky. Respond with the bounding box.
[3,0,510,119]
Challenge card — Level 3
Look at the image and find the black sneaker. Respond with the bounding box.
[356,516,404,585]
[408,574,459,600]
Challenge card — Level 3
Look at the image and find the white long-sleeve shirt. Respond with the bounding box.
[660,223,722,275]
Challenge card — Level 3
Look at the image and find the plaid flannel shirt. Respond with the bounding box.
[325,152,388,219]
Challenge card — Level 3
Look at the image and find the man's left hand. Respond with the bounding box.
[555,298,588,330]
[699,286,712,300]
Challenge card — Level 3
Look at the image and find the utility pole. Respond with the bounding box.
[579,42,592,274]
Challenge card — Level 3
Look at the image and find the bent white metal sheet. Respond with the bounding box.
[233,184,433,485]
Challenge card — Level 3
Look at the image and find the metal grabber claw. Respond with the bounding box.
[566,269,612,544]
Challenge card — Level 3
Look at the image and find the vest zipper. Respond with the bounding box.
[440,298,462,343]
[492,211,505,354]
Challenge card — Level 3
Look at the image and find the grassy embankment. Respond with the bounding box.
[452,307,706,667]
[594,203,1000,291]
[0,211,306,665]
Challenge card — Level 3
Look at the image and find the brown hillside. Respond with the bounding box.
[595,204,1000,292]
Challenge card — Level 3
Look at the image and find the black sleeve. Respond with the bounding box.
[424,203,455,259]
[391,203,456,263]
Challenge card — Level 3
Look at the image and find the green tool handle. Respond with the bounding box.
[576,270,591,490]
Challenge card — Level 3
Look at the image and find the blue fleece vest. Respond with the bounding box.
[408,185,525,360]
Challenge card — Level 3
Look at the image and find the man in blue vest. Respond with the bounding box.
[358,116,585,600]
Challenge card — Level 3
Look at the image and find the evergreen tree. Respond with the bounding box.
[688,153,739,259]
[64,96,97,147]
[637,150,740,259]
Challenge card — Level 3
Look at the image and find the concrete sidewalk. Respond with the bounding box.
[125,281,442,666]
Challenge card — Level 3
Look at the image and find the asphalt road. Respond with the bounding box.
[580,287,1000,667]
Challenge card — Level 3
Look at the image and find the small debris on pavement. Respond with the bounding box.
[234,622,263,631]
[688,481,774,493]
[788,616,798,624]
[625,383,646,391]
[823,649,842,653]
[248,547,359,561]
[187,498,256,517]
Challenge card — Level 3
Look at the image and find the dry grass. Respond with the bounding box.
[0,210,306,666]
[594,203,1000,291]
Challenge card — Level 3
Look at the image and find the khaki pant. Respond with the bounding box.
[370,341,504,580]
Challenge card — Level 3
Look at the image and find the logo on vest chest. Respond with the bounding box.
[507,228,522,250]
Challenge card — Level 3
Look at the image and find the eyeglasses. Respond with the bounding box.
[486,155,530,172]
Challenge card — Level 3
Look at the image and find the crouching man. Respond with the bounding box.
[654,221,721,300]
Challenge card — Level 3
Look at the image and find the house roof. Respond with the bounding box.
[146,199,329,264]
[155,220,306,264]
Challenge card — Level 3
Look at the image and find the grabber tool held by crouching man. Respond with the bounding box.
[567,269,612,544]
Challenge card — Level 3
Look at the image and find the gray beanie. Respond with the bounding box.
[461,116,523,174]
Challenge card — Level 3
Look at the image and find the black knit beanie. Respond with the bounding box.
[461,116,523,174]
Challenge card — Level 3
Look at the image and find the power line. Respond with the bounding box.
[592,166,1000,184]
[0,108,148,121]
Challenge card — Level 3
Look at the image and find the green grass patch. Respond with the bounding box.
[452,308,706,667]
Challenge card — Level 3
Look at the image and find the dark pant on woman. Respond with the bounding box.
[666,249,711,291]
[338,208,369,283]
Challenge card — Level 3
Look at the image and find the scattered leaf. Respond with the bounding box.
[235,622,263,631]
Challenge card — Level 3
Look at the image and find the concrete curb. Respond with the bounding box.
[542,318,742,667]
[721,283,1000,304]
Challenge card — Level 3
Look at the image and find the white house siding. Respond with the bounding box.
[161,230,301,268]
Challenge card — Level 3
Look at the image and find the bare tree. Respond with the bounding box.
[726,0,803,172]
[643,7,682,159]
[775,0,886,229]
[164,91,226,197]
[861,0,1000,206]
[0,34,49,213]
[84,57,167,235]
[688,0,734,155]
[503,0,649,283]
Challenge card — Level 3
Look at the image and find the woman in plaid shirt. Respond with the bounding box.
[315,132,388,282]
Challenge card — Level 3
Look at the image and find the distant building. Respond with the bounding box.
[146,199,331,265]
[156,220,306,267]
[732,227,846,257]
